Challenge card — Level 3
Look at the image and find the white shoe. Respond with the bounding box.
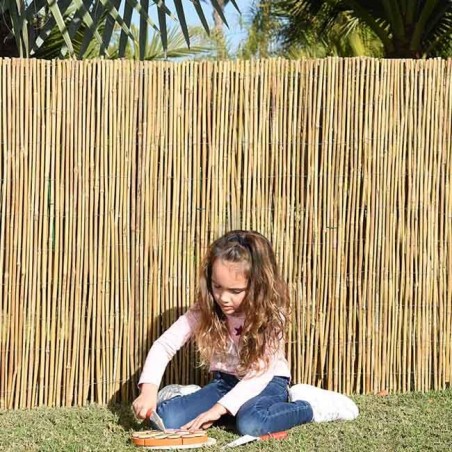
[289,384,359,423]
[157,384,201,403]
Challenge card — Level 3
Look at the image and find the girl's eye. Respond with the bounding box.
[213,284,221,290]
[231,290,243,295]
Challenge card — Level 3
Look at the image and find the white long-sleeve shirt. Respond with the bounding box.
[138,307,291,415]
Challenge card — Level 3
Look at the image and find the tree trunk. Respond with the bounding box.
[212,0,228,59]
[386,41,421,58]
[213,0,225,33]
[386,25,422,58]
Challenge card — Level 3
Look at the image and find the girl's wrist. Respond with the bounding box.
[140,383,158,395]
[214,403,228,415]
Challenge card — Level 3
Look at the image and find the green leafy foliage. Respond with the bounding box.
[0,0,238,59]
[238,0,383,59]
[265,0,452,58]
[108,25,210,60]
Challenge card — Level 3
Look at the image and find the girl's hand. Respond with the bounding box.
[132,383,158,419]
[181,403,228,431]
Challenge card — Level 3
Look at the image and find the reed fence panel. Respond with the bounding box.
[0,58,451,409]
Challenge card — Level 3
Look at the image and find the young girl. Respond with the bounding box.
[133,230,358,436]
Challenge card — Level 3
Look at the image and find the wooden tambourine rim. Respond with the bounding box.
[143,437,216,450]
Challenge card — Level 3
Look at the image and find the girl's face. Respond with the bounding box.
[211,258,249,316]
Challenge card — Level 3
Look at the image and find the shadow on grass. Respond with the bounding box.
[106,306,204,431]
[107,377,143,431]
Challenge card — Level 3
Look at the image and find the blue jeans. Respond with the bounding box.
[156,372,313,436]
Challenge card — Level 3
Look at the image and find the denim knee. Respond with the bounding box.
[156,400,185,429]
[235,411,268,437]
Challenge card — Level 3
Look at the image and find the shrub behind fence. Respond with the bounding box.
[0,58,451,409]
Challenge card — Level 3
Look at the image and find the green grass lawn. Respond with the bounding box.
[1,390,451,451]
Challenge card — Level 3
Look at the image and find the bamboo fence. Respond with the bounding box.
[0,58,451,409]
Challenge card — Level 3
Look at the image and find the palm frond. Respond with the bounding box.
[1,0,226,59]
[266,0,452,57]
[108,24,211,60]
[31,4,107,58]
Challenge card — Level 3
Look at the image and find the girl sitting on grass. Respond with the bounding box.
[132,230,358,436]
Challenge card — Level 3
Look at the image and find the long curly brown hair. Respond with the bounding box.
[193,230,290,376]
